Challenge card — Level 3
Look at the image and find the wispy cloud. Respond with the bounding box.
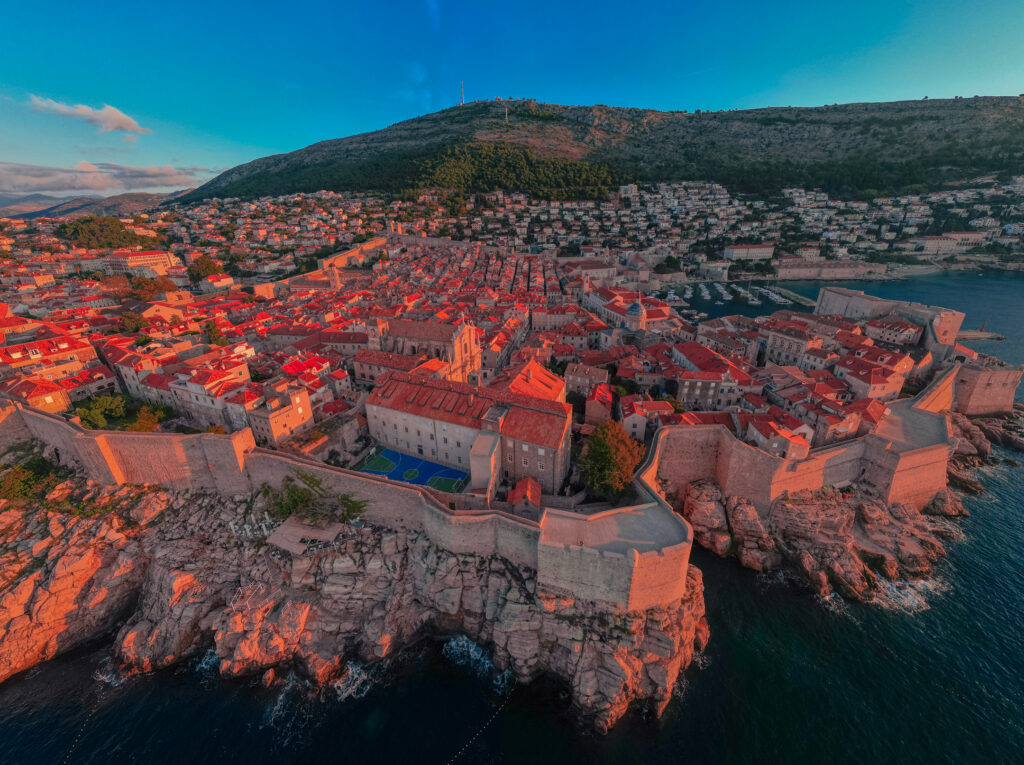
[28,95,152,135]
[0,161,211,193]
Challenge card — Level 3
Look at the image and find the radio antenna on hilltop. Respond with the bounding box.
[461,81,464,105]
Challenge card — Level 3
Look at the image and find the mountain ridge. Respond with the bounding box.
[0,191,190,220]
[177,96,1024,202]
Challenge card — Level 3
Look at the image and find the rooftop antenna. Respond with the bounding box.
[461,81,464,106]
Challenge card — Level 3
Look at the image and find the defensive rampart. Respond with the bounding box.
[0,402,691,611]
[644,369,957,514]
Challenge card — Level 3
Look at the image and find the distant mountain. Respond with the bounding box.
[0,193,89,217]
[12,192,188,220]
[176,96,1024,203]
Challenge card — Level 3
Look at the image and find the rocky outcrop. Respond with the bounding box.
[681,480,780,571]
[949,412,992,460]
[768,489,948,599]
[680,480,731,556]
[0,480,709,734]
[680,478,959,601]
[946,410,1024,492]
[0,481,176,683]
[970,415,1024,454]
[724,496,781,572]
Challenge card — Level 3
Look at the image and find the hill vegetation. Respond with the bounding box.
[176,96,1024,203]
[54,216,147,249]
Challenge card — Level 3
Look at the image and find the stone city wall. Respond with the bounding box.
[536,542,637,609]
[0,401,687,611]
[861,437,950,509]
[953,363,1023,416]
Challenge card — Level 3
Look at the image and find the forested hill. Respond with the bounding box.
[177,96,1024,202]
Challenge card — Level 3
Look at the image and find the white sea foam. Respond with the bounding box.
[441,635,514,694]
[873,576,950,613]
[91,657,123,688]
[332,661,375,702]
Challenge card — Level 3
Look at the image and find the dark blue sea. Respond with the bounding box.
[2,271,1023,764]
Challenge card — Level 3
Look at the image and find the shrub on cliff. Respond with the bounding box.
[579,420,644,501]
[261,471,368,525]
[0,454,69,503]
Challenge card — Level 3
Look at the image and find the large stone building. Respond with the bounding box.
[369,318,482,384]
[365,371,572,494]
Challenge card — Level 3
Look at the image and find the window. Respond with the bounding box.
[456,440,461,448]
[443,436,448,444]
[430,433,435,441]
[522,457,528,466]
[507,454,513,462]
[538,447,545,456]
[538,462,545,471]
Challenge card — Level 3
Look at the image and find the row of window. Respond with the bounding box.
[506,453,545,471]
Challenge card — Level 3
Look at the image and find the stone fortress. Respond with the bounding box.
[0,287,1018,619]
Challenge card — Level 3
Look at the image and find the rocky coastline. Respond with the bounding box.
[679,409,1024,601]
[0,473,708,734]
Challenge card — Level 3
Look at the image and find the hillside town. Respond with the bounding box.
[3,179,1024,298]
[0,190,1019,510]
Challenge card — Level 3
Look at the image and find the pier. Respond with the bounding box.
[957,330,1005,341]
[770,286,816,308]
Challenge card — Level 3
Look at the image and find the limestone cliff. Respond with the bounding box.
[0,480,708,733]
[680,478,960,600]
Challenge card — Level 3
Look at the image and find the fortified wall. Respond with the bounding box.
[951,359,1023,416]
[0,402,691,612]
[645,368,958,514]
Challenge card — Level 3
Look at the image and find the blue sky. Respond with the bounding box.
[1,0,1022,196]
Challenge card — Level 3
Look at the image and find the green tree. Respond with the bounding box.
[130,276,177,301]
[55,216,145,249]
[578,420,644,501]
[205,320,228,346]
[100,275,132,297]
[119,311,146,332]
[74,394,127,429]
[126,406,162,432]
[188,255,224,282]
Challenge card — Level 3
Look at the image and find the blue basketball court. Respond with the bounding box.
[356,447,468,492]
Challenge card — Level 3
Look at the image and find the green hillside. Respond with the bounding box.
[177,96,1024,202]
